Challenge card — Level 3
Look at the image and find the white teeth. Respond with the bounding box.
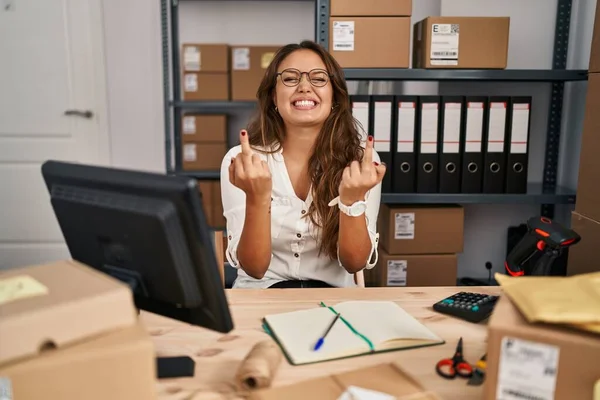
[294,100,316,107]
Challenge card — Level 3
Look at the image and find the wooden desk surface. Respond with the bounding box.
[142,286,501,400]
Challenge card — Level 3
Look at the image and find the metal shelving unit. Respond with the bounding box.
[161,0,586,215]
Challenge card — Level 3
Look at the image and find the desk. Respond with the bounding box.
[142,286,501,400]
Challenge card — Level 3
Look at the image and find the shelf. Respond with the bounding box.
[173,101,256,113]
[173,174,575,205]
[342,69,588,82]
[175,170,221,180]
[381,184,576,205]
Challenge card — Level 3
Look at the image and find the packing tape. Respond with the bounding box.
[235,340,283,392]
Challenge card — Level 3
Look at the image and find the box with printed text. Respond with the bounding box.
[413,17,510,69]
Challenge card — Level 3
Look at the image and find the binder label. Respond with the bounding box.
[387,260,407,286]
[394,212,415,240]
[421,103,439,154]
[488,102,507,152]
[332,21,355,51]
[496,337,559,400]
[374,102,392,152]
[431,24,459,66]
[465,102,484,152]
[352,102,369,143]
[397,102,415,152]
[511,104,530,154]
[183,116,196,134]
[443,103,462,153]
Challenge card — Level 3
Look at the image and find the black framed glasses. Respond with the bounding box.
[276,68,331,87]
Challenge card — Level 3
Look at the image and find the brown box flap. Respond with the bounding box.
[0,260,137,367]
[330,0,412,16]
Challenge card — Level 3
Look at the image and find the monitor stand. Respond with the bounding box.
[156,356,196,379]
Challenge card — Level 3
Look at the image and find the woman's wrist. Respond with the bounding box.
[246,193,271,209]
[339,193,367,206]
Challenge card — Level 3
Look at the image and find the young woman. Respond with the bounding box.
[220,40,386,289]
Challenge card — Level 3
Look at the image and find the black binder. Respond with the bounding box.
[439,96,464,193]
[505,96,532,193]
[483,97,509,193]
[393,96,418,193]
[416,96,440,193]
[461,97,487,193]
[372,96,394,193]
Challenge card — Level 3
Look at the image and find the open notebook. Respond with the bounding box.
[262,300,445,365]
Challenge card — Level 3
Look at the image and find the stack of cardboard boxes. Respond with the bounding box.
[567,4,600,276]
[365,204,463,287]
[328,0,510,69]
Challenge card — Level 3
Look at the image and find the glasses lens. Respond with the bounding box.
[280,70,301,86]
[309,70,329,87]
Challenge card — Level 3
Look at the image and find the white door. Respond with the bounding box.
[0,0,110,269]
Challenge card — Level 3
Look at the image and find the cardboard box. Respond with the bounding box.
[182,114,227,143]
[182,142,227,171]
[413,17,510,69]
[366,250,457,287]
[181,43,229,73]
[589,4,600,73]
[329,17,410,68]
[182,72,229,101]
[197,181,226,229]
[378,204,464,255]
[330,0,411,17]
[567,211,600,276]
[484,295,600,400]
[231,45,280,101]
[574,73,600,221]
[0,260,157,400]
[249,362,438,400]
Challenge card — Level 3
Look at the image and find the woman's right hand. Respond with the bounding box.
[229,130,272,204]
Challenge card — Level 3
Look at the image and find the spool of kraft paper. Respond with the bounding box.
[235,340,283,391]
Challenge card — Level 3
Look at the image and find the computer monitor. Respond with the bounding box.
[41,160,234,377]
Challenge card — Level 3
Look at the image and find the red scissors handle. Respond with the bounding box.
[436,358,473,379]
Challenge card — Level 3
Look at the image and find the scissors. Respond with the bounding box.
[435,337,473,380]
[467,353,487,386]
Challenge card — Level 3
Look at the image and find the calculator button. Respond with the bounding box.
[472,306,479,312]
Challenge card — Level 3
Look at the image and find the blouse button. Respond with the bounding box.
[294,253,299,258]
[228,235,232,240]
[301,210,306,215]
[296,233,301,238]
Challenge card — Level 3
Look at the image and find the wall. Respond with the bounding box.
[102,0,166,173]
[157,0,595,280]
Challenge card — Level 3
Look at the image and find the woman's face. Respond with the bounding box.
[273,49,334,129]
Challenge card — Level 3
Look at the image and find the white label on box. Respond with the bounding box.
[443,102,461,153]
[496,337,559,400]
[431,23,459,66]
[233,48,250,70]
[333,21,355,51]
[488,102,507,152]
[183,116,196,134]
[420,103,438,154]
[352,102,369,143]
[387,260,407,286]
[374,101,391,152]
[0,377,12,400]
[184,46,201,71]
[183,144,197,162]
[394,212,415,240]
[397,102,415,153]
[510,103,530,154]
[184,74,197,92]
[465,102,484,152]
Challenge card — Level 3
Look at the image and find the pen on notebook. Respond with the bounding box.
[313,312,341,351]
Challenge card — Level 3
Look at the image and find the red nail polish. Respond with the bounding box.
[241,131,246,136]
[368,135,373,142]
[374,162,379,166]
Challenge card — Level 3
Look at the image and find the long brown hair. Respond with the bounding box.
[246,40,364,260]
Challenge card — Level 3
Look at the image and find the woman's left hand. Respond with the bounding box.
[339,135,386,204]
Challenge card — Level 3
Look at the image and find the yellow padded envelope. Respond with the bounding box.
[495,272,600,334]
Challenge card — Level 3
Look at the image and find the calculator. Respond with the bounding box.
[433,292,499,323]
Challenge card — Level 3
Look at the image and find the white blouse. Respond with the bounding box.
[220,144,382,289]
